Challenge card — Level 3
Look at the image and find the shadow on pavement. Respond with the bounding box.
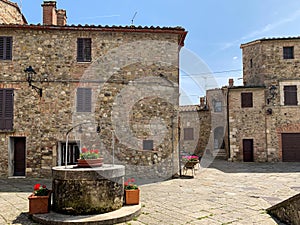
[0,178,51,193]
[203,159,300,173]
[12,212,38,225]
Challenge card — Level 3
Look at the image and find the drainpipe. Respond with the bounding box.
[227,88,231,160]
[171,114,175,176]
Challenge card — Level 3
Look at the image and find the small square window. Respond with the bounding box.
[241,92,253,108]
[283,46,294,59]
[143,140,153,150]
[214,101,222,112]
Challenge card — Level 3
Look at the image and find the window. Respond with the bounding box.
[184,128,194,140]
[283,46,294,59]
[0,36,12,60]
[60,142,80,165]
[284,85,297,105]
[77,38,91,62]
[143,140,153,150]
[0,89,14,130]
[241,92,253,108]
[76,88,92,112]
[214,101,222,112]
[250,59,253,68]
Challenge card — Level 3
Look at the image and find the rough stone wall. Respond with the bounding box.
[179,109,200,155]
[228,87,267,162]
[267,193,300,225]
[241,43,264,86]
[179,108,211,157]
[0,25,184,179]
[0,0,26,25]
[242,39,300,87]
[206,88,227,157]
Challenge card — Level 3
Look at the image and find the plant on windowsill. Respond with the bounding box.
[77,147,103,167]
[28,184,51,214]
[124,178,140,205]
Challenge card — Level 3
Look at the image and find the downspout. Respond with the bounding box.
[227,88,231,160]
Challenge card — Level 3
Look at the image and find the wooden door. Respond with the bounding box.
[282,133,300,162]
[243,139,254,162]
[14,137,26,176]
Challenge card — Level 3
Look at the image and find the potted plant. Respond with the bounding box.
[182,155,199,163]
[77,147,103,167]
[182,155,200,176]
[124,178,140,205]
[28,183,51,214]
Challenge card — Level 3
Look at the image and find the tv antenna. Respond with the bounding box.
[19,0,22,12]
[131,12,137,25]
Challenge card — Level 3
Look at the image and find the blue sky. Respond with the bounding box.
[19,0,300,105]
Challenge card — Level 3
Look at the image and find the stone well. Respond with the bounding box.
[52,164,125,215]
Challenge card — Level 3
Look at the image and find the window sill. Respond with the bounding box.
[77,61,92,64]
[0,129,15,133]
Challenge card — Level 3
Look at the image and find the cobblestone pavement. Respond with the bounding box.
[0,160,299,225]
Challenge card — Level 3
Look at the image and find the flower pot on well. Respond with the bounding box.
[77,158,103,167]
[125,188,140,205]
[28,191,51,214]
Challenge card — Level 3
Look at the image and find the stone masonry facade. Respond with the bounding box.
[0,1,187,178]
[227,37,300,162]
[0,0,26,25]
[179,104,211,157]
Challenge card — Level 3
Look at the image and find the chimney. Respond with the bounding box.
[228,78,234,87]
[42,1,57,25]
[57,9,67,26]
[200,97,205,107]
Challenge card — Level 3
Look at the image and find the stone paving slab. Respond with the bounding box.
[0,160,299,225]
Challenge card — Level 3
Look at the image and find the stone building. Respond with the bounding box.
[181,35,300,163]
[228,37,300,162]
[179,99,210,157]
[0,1,187,178]
[0,0,27,25]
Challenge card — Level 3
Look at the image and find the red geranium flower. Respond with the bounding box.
[34,183,41,191]
[82,148,88,153]
[94,149,99,154]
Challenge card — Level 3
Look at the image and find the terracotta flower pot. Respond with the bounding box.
[28,191,51,214]
[77,158,103,168]
[125,188,140,205]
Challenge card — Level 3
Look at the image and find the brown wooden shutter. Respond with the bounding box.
[284,85,297,105]
[0,89,14,130]
[241,92,253,108]
[184,128,194,140]
[77,38,84,62]
[0,37,12,60]
[0,37,3,59]
[77,38,91,62]
[5,37,12,60]
[77,88,92,112]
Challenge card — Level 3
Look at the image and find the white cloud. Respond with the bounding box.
[221,8,300,51]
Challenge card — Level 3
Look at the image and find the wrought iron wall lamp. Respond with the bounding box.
[24,66,44,97]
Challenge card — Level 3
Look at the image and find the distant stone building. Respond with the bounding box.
[181,37,300,163]
[0,0,27,24]
[228,37,300,162]
[179,99,210,157]
[0,1,187,178]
